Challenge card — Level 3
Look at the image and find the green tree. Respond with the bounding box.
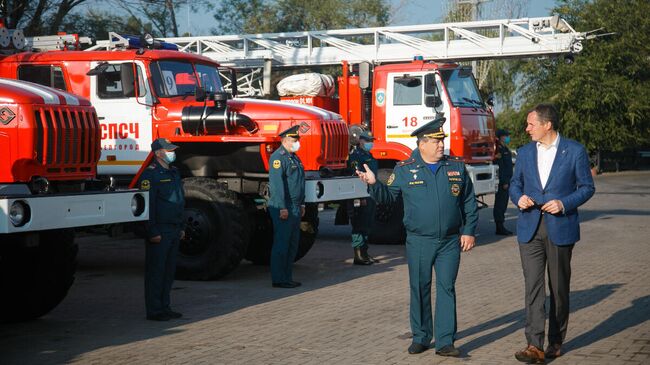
[498,0,650,154]
[212,0,390,35]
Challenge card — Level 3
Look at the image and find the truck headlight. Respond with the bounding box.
[9,200,30,227]
[131,193,146,217]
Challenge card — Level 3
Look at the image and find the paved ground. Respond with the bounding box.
[1,171,649,365]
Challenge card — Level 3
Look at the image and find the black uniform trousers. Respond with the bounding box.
[145,223,182,317]
[493,183,509,223]
[519,215,574,349]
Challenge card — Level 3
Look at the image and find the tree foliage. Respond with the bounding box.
[497,0,650,153]
[212,0,391,35]
[0,0,89,35]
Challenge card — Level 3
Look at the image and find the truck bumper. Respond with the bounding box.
[0,190,149,234]
[304,176,369,203]
[466,164,499,196]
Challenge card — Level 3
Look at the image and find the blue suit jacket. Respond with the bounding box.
[509,136,595,245]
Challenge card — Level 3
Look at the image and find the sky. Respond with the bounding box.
[174,0,560,36]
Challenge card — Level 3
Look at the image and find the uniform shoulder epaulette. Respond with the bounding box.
[397,158,415,166]
[447,155,463,161]
[279,149,286,155]
[147,164,156,169]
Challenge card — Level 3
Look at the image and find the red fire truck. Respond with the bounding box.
[0,76,149,322]
[0,32,366,280]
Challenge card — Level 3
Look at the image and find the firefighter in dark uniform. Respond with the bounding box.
[268,125,305,288]
[348,130,379,265]
[494,129,514,235]
[356,118,478,357]
[138,138,185,321]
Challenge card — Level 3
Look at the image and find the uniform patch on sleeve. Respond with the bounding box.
[140,179,150,190]
[273,160,281,169]
[387,173,395,186]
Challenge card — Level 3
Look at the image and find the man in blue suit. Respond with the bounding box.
[509,104,595,363]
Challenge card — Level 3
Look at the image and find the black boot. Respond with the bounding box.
[361,244,379,263]
[495,222,513,236]
[353,247,373,265]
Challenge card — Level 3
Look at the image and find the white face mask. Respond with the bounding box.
[290,141,300,153]
[163,151,176,163]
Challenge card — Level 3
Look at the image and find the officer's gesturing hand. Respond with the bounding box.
[180,230,185,240]
[150,235,162,244]
[460,235,475,252]
[356,163,377,185]
[300,205,305,218]
[279,209,289,220]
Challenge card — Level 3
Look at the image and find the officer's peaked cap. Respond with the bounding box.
[279,125,300,138]
[151,138,178,151]
[359,130,375,141]
[410,116,447,139]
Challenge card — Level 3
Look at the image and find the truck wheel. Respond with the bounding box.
[369,168,406,245]
[176,178,250,280]
[245,203,320,265]
[0,229,77,323]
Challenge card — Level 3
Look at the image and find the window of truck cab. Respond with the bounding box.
[150,60,223,97]
[95,63,147,99]
[439,68,484,108]
[17,65,67,91]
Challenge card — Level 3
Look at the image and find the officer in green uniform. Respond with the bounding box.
[138,138,185,321]
[494,129,514,235]
[348,130,379,265]
[356,118,478,357]
[268,125,305,288]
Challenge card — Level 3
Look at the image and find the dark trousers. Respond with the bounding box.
[493,183,509,223]
[145,225,181,317]
[407,235,460,349]
[519,216,574,349]
[350,198,375,248]
[269,206,301,284]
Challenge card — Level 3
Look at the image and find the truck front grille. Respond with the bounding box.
[320,120,349,167]
[33,106,100,170]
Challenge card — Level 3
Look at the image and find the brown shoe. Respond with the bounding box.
[515,345,545,364]
[545,343,562,359]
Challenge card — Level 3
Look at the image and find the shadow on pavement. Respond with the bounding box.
[562,294,650,354]
[458,283,623,354]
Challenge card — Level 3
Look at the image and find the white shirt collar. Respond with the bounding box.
[537,133,560,150]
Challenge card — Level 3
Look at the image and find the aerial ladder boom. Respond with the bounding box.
[155,16,585,66]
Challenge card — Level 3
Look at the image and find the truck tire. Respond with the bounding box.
[176,178,249,280]
[369,168,406,245]
[0,229,77,323]
[245,203,319,265]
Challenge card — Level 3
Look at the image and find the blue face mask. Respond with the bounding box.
[504,136,511,145]
[363,142,374,151]
[163,151,176,164]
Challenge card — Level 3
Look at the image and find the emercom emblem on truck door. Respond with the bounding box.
[89,61,153,175]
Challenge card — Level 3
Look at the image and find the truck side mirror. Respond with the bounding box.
[424,73,439,96]
[121,62,136,98]
[195,86,206,102]
[359,62,371,89]
[486,96,494,107]
[425,95,442,108]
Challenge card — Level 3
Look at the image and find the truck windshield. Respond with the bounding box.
[150,60,223,97]
[440,69,484,108]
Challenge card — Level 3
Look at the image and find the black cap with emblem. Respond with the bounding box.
[278,125,300,139]
[410,116,447,139]
[151,138,179,151]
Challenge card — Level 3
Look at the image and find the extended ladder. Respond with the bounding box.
[157,16,586,68]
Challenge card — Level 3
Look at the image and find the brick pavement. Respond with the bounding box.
[0,171,649,364]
